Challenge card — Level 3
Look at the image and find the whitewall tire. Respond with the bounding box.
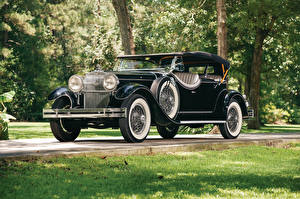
[119,94,151,142]
[219,100,243,139]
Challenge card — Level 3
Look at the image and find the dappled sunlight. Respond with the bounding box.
[175,151,206,158]
[1,146,300,198]
[220,160,255,166]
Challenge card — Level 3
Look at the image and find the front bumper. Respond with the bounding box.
[43,108,127,119]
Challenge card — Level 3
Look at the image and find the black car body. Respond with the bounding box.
[43,51,254,142]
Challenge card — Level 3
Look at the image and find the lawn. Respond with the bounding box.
[0,145,299,199]
[7,122,300,140]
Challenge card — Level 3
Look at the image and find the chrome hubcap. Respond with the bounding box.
[130,104,146,134]
[227,107,239,132]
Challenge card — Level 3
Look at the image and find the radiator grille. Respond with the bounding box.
[84,92,110,108]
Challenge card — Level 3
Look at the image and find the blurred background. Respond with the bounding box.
[0,0,299,126]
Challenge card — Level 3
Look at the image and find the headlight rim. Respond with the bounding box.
[103,73,119,91]
[68,75,83,93]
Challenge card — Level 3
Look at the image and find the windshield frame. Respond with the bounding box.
[116,56,183,72]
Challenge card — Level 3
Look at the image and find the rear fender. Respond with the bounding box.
[224,90,248,116]
[215,90,248,118]
[48,87,77,107]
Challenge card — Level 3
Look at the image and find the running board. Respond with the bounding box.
[180,120,226,124]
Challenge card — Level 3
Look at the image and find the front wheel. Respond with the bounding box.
[218,100,243,139]
[119,94,151,143]
[50,98,81,142]
[157,125,179,139]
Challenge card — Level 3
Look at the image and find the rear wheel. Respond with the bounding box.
[157,125,179,139]
[50,98,81,142]
[119,94,151,143]
[219,100,242,139]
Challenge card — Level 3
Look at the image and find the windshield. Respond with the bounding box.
[117,56,183,71]
[118,59,160,71]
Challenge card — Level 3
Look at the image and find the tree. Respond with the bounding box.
[112,0,135,55]
[226,0,300,128]
[247,0,296,128]
[216,0,227,59]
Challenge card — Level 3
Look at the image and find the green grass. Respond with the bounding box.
[0,145,299,198]
[242,124,300,134]
[7,122,300,140]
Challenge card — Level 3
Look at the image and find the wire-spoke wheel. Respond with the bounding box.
[119,94,151,143]
[50,98,81,142]
[219,100,242,139]
[158,80,179,119]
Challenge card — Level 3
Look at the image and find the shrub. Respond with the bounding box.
[0,91,16,140]
[260,103,290,124]
[290,108,300,124]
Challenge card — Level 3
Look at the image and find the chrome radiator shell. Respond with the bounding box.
[83,91,110,108]
[82,71,110,108]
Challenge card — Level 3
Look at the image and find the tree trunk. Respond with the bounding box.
[245,63,251,97]
[213,0,227,135]
[112,0,135,55]
[216,0,227,59]
[248,29,265,129]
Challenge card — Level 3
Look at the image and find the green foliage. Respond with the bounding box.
[0,0,299,123]
[260,103,290,124]
[0,91,16,140]
[179,124,214,134]
[0,0,121,120]
[0,121,8,140]
[0,91,15,103]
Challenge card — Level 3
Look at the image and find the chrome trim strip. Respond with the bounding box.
[82,90,112,93]
[43,108,126,119]
[180,120,226,124]
[118,78,154,81]
[178,111,213,114]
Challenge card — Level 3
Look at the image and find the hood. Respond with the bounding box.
[112,70,163,81]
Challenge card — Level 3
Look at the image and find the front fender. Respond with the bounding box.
[48,87,77,107]
[114,83,148,100]
[115,83,176,126]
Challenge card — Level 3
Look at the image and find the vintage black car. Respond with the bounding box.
[43,51,253,143]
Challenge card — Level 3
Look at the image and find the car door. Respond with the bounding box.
[179,65,221,112]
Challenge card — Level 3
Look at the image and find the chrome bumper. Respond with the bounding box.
[43,108,127,119]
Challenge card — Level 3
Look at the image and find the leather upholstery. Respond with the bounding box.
[172,72,201,90]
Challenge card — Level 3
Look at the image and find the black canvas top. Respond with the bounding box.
[118,51,230,70]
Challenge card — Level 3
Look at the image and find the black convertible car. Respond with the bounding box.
[43,51,253,142]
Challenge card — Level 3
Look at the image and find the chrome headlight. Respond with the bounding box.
[68,75,83,92]
[103,73,119,91]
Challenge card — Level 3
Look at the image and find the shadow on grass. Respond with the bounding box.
[80,130,121,137]
[1,156,299,199]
